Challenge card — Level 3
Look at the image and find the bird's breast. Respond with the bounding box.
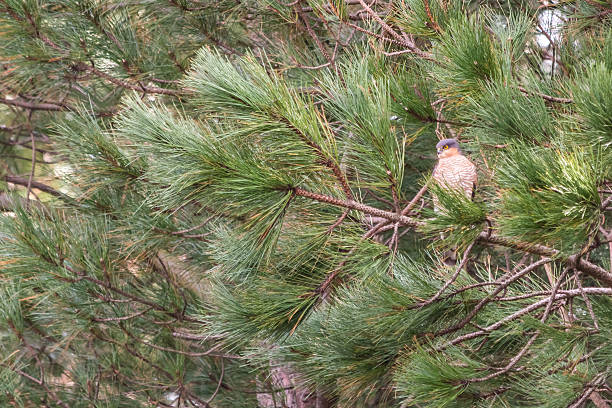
[433,155,477,185]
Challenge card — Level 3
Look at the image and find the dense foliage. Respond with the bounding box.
[1,0,612,407]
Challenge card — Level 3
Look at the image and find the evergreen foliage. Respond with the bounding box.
[1,0,612,407]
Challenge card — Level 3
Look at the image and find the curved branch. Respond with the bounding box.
[293,187,612,285]
[4,175,70,199]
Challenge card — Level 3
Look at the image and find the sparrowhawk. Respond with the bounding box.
[432,138,477,206]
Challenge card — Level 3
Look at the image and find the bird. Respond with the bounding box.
[431,138,478,265]
[432,138,477,204]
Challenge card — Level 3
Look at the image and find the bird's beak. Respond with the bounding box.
[436,149,442,155]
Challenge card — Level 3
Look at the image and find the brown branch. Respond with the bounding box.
[420,241,476,306]
[172,215,216,235]
[423,0,441,32]
[294,4,337,72]
[0,192,47,213]
[1,0,63,52]
[568,372,608,408]
[206,359,225,404]
[4,175,66,198]
[63,264,204,324]
[517,86,572,104]
[469,333,537,382]
[172,331,221,341]
[279,117,354,200]
[294,187,418,226]
[6,320,71,408]
[356,0,432,59]
[120,326,241,359]
[433,258,553,337]
[443,288,612,349]
[77,64,185,96]
[328,208,350,233]
[10,366,42,385]
[0,97,66,111]
[467,267,571,382]
[589,391,610,408]
[292,186,612,285]
[401,182,429,215]
[344,21,407,46]
[382,48,418,57]
[139,340,241,359]
[481,233,612,286]
[25,132,36,209]
[91,307,152,322]
[574,271,600,331]
[366,189,394,207]
[599,227,612,273]
[91,329,175,381]
[314,217,395,299]
[563,342,610,372]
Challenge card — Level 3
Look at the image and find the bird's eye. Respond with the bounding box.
[443,145,449,149]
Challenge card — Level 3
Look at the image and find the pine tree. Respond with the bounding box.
[1,0,612,407]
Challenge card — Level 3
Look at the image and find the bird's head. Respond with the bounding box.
[436,138,461,158]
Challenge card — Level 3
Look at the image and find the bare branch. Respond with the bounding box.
[420,241,476,306]
[517,86,573,104]
[0,96,66,111]
[4,174,67,198]
[25,132,36,209]
[77,64,185,96]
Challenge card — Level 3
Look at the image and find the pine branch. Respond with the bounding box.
[76,64,186,96]
[355,0,434,60]
[467,266,572,383]
[568,372,609,408]
[293,187,612,285]
[517,86,573,104]
[0,97,66,111]
[278,117,353,200]
[443,288,612,349]
[4,175,69,199]
[60,263,204,324]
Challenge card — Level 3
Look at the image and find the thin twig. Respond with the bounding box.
[4,175,66,198]
[468,267,573,382]
[77,64,184,96]
[25,132,36,209]
[294,4,337,73]
[574,271,600,331]
[328,208,350,233]
[599,227,612,273]
[420,241,476,306]
[172,215,217,235]
[0,97,66,111]
[92,307,152,322]
[517,86,572,103]
[356,0,433,60]
[401,182,429,215]
[442,288,612,349]
[206,359,225,403]
[435,258,553,339]
[568,372,608,408]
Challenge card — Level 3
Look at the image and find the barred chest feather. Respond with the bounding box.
[433,154,477,197]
